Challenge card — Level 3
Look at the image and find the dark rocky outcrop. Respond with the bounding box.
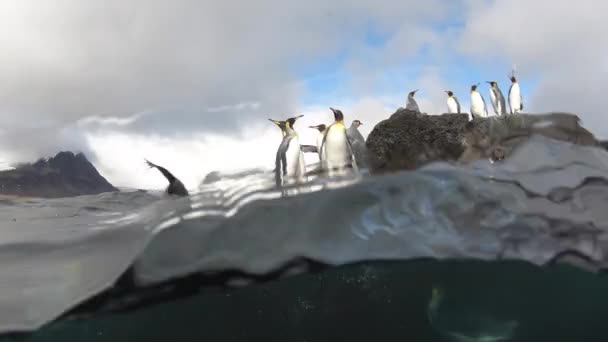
[366,109,470,173]
[366,108,600,174]
[0,152,117,198]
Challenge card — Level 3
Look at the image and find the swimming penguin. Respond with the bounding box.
[405,89,420,112]
[144,159,189,197]
[346,119,368,168]
[320,108,357,172]
[309,124,328,160]
[508,75,524,114]
[470,84,488,119]
[487,81,507,116]
[445,90,461,114]
[269,115,306,186]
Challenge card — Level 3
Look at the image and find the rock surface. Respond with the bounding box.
[365,109,470,173]
[0,152,117,198]
[366,108,600,173]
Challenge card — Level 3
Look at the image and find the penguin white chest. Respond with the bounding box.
[285,136,304,176]
[447,97,458,113]
[509,84,521,113]
[324,125,351,168]
[470,92,486,117]
[489,90,497,109]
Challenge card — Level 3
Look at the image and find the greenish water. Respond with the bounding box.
[4,259,608,342]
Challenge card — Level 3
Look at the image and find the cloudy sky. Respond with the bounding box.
[0,0,606,190]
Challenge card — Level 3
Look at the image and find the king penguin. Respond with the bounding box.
[144,159,189,197]
[346,119,368,168]
[269,115,306,186]
[445,90,461,114]
[508,75,524,114]
[309,124,327,160]
[470,84,488,119]
[320,107,357,173]
[405,89,420,112]
[487,81,507,115]
[270,116,317,154]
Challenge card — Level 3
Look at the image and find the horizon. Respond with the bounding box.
[0,1,606,190]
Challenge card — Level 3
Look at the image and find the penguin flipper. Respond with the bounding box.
[520,95,524,111]
[454,97,461,114]
[275,136,292,186]
[300,145,318,153]
[144,159,177,183]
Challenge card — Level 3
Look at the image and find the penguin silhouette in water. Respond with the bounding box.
[144,159,189,197]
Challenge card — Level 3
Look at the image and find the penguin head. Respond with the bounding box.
[408,89,419,97]
[470,84,478,92]
[445,90,454,97]
[285,114,303,130]
[309,124,327,132]
[351,120,362,128]
[269,118,286,130]
[486,81,497,87]
[510,76,517,83]
[329,107,344,122]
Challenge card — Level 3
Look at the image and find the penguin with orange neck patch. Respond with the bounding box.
[320,107,357,172]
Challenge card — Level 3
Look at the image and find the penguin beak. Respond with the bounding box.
[268,118,282,126]
[444,90,449,94]
[329,107,336,113]
[486,81,492,84]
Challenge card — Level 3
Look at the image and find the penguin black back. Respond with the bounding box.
[145,159,189,197]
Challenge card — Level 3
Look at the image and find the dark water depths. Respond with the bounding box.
[5,259,608,342]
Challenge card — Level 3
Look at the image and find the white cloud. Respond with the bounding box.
[459,0,608,137]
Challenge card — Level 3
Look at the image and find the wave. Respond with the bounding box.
[2,135,608,333]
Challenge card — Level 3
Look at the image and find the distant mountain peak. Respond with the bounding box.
[0,151,117,198]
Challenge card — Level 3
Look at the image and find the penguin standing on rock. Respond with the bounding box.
[405,89,420,112]
[269,115,306,186]
[144,159,189,197]
[487,81,507,116]
[445,90,461,114]
[320,108,357,173]
[508,75,524,114]
[470,84,488,120]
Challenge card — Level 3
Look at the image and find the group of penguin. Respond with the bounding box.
[406,74,524,119]
[269,108,366,187]
[146,74,525,194]
[269,74,525,188]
